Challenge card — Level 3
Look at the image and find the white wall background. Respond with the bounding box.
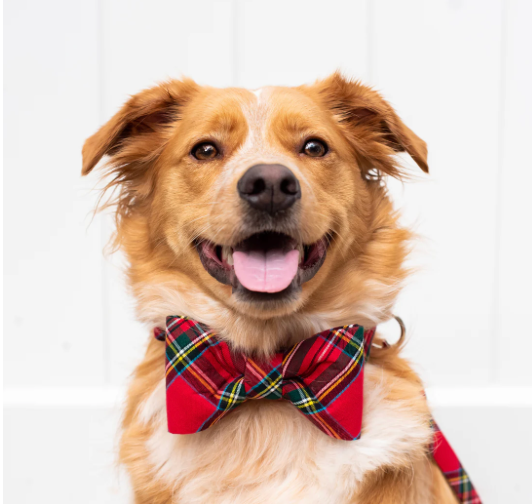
[4,0,532,502]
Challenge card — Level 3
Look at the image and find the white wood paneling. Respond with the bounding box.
[235,0,369,87]
[370,0,504,386]
[3,0,106,386]
[101,0,236,118]
[102,242,147,385]
[98,0,237,385]
[4,404,132,504]
[496,0,532,384]
[4,2,532,503]
[430,404,532,503]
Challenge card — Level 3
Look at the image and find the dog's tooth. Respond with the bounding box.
[221,246,234,265]
[221,246,229,262]
[297,244,304,262]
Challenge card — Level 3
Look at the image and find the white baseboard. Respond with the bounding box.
[5,385,532,504]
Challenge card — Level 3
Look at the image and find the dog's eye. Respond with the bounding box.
[192,142,218,160]
[302,139,328,157]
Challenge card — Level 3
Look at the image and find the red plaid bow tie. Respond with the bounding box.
[154,315,376,440]
[154,316,481,503]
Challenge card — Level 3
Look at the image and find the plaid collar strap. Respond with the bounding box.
[431,421,482,503]
[154,315,376,440]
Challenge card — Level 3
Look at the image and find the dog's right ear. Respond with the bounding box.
[314,72,428,178]
[81,79,198,175]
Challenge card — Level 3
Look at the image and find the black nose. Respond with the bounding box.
[237,164,301,215]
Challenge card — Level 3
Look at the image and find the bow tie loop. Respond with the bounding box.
[156,316,375,440]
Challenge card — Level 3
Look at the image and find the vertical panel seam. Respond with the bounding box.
[366,0,373,83]
[97,0,111,385]
[232,0,240,86]
[492,0,509,384]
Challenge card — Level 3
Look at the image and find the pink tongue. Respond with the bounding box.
[233,249,299,293]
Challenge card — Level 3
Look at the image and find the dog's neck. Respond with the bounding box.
[133,274,397,356]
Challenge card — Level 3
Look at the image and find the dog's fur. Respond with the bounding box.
[83,74,457,503]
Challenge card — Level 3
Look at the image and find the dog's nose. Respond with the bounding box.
[237,164,301,215]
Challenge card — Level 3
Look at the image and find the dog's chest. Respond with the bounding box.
[140,363,431,504]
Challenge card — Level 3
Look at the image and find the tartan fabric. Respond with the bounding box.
[156,315,376,440]
[431,420,482,504]
[154,317,481,502]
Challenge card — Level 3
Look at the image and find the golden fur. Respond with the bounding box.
[83,73,457,503]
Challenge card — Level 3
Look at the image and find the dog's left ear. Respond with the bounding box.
[82,78,198,175]
[316,72,428,177]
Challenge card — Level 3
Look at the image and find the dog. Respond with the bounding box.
[82,73,462,503]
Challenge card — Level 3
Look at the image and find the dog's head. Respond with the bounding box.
[83,74,427,354]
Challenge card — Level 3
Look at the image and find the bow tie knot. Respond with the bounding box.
[155,316,375,440]
[240,356,283,399]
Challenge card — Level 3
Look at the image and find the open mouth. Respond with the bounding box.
[195,231,328,300]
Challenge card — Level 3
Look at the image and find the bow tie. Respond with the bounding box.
[154,316,482,503]
[154,316,375,440]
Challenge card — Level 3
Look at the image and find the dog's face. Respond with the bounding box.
[83,74,428,352]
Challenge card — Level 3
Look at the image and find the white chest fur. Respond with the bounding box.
[138,363,431,504]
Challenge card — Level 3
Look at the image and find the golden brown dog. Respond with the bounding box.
[83,74,457,503]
